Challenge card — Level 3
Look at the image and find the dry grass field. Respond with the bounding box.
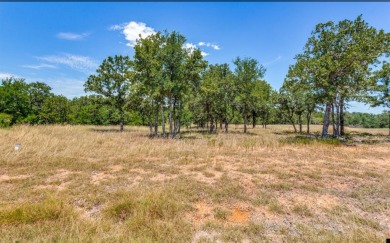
[0,124,389,242]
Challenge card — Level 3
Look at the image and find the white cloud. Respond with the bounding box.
[183,43,197,50]
[201,51,209,57]
[0,72,18,80]
[21,64,57,70]
[264,55,282,66]
[198,42,220,50]
[37,53,98,74]
[110,21,156,47]
[56,32,89,40]
[211,44,220,50]
[183,43,211,57]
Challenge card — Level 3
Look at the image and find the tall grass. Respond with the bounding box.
[0,124,388,241]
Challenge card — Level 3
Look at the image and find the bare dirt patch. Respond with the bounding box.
[0,174,30,182]
[227,207,250,224]
[91,172,114,185]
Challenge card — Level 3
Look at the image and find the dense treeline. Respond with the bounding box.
[1,16,389,137]
[0,78,387,129]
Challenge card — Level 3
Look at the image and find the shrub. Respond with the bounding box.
[0,113,13,127]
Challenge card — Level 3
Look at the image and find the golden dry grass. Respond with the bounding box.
[0,124,389,242]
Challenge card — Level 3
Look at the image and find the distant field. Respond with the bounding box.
[0,125,389,242]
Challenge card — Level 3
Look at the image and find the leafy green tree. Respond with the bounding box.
[85,55,134,131]
[24,82,53,124]
[134,32,165,137]
[40,95,70,124]
[0,113,12,127]
[233,57,266,133]
[369,62,390,135]
[213,64,236,132]
[296,15,388,137]
[250,80,273,129]
[160,31,207,138]
[0,77,30,124]
[283,61,318,133]
[277,89,298,132]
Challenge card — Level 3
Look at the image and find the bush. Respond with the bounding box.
[0,113,13,127]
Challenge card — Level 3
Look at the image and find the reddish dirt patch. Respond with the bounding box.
[186,201,214,227]
[228,208,250,223]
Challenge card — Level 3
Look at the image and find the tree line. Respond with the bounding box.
[1,16,389,137]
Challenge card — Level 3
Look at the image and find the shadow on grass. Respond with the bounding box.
[347,131,388,137]
[180,129,258,136]
[280,135,341,146]
[89,128,140,133]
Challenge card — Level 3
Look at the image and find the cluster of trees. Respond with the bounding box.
[0,79,141,127]
[344,112,389,129]
[1,16,389,137]
[281,15,389,137]
[84,31,276,137]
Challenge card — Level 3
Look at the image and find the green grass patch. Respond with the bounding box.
[0,199,72,225]
[292,204,312,216]
[213,207,230,220]
[106,189,192,242]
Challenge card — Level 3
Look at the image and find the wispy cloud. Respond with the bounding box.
[56,32,90,41]
[0,72,18,80]
[37,53,98,74]
[110,21,156,47]
[198,42,220,50]
[21,64,57,70]
[264,55,282,66]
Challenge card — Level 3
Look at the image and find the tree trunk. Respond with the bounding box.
[298,114,302,133]
[168,96,173,138]
[244,114,248,133]
[335,101,340,138]
[322,103,331,138]
[154,106,159,137]
[340,99,345,136]
[173,99,181,138]
[220,121,223,130]
[252,112,256,128]
[331,103,338,138]
[161,104,166,138]
[388,111,390,136]
[306,111,311,134]
[119,108,124,132]
[209,116,214,133]
[290,119,297,133]
[149,120,153,135]
[225,118,229,133]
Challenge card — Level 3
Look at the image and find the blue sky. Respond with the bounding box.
[1,2,389,113]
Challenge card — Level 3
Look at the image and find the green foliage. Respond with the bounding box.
[0,77,30,124]
[344,111,389,128]
[0,23,388,134]
[233,57,266,132]
[40,95,70,124]
[85,55,134,130]
[287,15,389,137]
[0,113,12,127]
